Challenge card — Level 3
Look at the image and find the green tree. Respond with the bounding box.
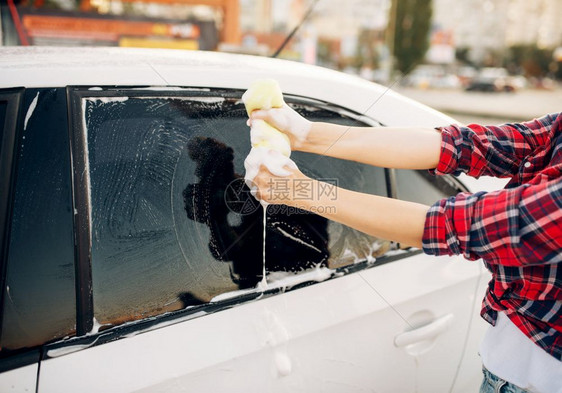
[354,28,383,70]
[506,44,553,78]
[390,0,433,74]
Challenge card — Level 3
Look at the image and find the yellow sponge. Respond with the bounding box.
[242,79,291,157]
[250,119,291,157]
[242,78,285,116]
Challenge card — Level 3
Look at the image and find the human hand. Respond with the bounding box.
[244,148,307,206]
[252,164,309,206]
[249,104,312,149]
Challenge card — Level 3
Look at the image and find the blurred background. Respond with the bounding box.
[1,0,561,123]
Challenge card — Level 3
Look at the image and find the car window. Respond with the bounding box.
[75,89,391,328]
[394,169,460,205]
[0,101,6,153]
[291,115,389,269]
[1,89,76,352]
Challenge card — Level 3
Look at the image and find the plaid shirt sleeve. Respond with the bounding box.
[422,178,562,266]
[423,113,562,265]
[433,113,561,178]
[423,114,562,360]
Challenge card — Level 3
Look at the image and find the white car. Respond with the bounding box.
[0,47,497,393]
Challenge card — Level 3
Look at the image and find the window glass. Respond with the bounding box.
[395,169,459,205]
[292,112,388,269]
[1,89,76,352]
[82,92,389,327]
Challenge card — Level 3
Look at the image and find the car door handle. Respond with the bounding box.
[394,313,454,348]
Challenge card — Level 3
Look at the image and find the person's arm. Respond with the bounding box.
[300,180,429,248]
[254,166,429,248]
[251,108,561,178]
[254,165,562,266]
[250,106,442,169]
[300,122,442,170]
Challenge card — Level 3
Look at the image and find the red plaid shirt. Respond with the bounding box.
[422,113,562,361]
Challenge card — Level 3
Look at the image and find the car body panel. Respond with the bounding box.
[0,363,38,392]
[360,254,481,393]
[40,255,480,393]
[451,265,491,393]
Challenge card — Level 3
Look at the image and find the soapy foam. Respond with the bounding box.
[244,148,297,290]
[211,266,334,302]
[244,147,297,194]
[275,352,292,376]
[24,92,39,131]
[274,226,322,253]
[250,120,291,157]
[264,104,311,147]
[243,79,297,291]
[259,213,267,290]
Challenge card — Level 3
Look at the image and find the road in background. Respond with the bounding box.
[444,113,514,126]
[394,87,561,125]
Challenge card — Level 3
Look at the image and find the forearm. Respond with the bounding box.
[299,122,442,170]
[289,179,429,248]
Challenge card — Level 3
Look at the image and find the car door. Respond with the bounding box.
[0,88,76,392]
[36,87,478,393]
[358,169,484,392]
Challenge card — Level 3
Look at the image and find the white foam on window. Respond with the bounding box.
[23,92,39,130]
[211,266,334,302]
[275,226,322,253]
[47,337,100,358]
[87,96,129,104]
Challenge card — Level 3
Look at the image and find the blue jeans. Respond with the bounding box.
[480,367,530,393]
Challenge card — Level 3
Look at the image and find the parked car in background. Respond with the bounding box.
[464,67,518,92]
[456,66,478,88]
[0,47,496,393]
[402,64,461,89]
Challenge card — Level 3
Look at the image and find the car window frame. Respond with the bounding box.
[0,88,44,372]
[49,85,468,357]
[0,88,24,296]
[66,86,260,335]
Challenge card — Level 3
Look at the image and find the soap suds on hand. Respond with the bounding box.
[259,104,312,147]
[242,79,301,291]
[242,79,297,202]
[244,147,297,205]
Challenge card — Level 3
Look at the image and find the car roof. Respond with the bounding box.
[1,46,342,87]
[1,47,457,127]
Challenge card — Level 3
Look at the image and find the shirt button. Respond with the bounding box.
[524,162,531,168]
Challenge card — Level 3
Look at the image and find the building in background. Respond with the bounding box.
[2,0,561,80]
[431,0,509,65]
[431,0,562,65]
[0,0,239,49]
[505,0,562,49]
